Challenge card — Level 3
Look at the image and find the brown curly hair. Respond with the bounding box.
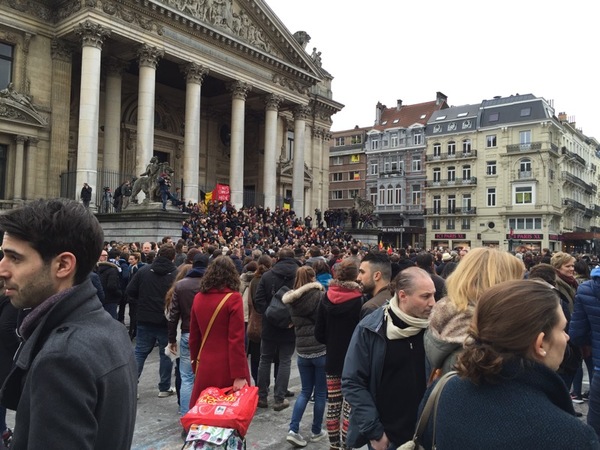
[199,255,241,292]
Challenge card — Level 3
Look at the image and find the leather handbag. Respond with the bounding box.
[398,371,457,449]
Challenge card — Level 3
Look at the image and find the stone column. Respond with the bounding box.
[26,137,38,199]
[136,44,163,177]
[292,105,310,218]
[74,21,111,208]
[263,94,283,211]
[14,136,26,202]
[48,39,73,197]
[103,57,127,173]
[228,81,252,208]
[181,62,209,204]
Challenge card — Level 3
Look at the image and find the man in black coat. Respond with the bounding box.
[0,199,137,449]
[127,244,177,397]
[254,247,300,411]
[95,249,121,319]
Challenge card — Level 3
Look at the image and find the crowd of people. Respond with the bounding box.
[3,199,600,449]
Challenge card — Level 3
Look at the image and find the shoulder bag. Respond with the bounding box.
[398,370,457,450]
[194,292,233,376]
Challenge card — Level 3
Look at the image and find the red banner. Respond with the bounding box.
[214,184,230,201]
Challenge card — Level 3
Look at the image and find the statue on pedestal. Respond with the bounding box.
[130,156,175,204]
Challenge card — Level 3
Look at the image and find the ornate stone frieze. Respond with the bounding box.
[272,74,310,96]
[227,80,252,100]
[102,0,164,35]
[158,0,280,57]
[180,62,209,85]
[75,20,111,49]
[137,43,164,69]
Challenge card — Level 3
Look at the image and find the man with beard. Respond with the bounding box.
[0,199,137,449]
[359,251,392,319]
[343,267,435,450]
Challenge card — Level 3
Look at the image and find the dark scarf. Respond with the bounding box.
[557,271,579,291]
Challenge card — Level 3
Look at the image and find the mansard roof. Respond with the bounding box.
[479,93,554,128]
[372,98,448,132]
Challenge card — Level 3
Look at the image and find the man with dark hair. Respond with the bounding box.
[415,252,446,301]
[127,243,177,398]
[343,267,435,450]
[254,247,301,411]
[0,199,137,449]
[359,251,392,319]
[95,248,121,319]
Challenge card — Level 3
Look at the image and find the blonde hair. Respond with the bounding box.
[445,247,524,311]
[550,251,574,270]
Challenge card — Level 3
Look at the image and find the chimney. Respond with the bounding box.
[436,91,448,105]
[375,101,385,125]
[396,99,403,110]
[558,112,567,122]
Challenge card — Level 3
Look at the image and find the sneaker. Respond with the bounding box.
[571,393,584,404]
[273,398,290,411]
[583,391,590,400]
[310,430,327,442]
[257,398,268,408]
[286,430,307,447]
[158,388,175,398]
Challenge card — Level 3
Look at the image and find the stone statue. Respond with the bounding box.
[131,157,175,203]
[353,195,374,215]
[0,82,36,111]
[311,47,322,67]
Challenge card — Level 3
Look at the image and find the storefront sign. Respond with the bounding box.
[381,227,405,232]
[434,234,466,239]
[506,233,542,240]
[548,234,564,241]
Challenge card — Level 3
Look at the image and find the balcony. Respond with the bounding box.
[517,170,534,180]
[425,150,478,162]
[561,147,587,167]
[563,198,586,211]
[561,171,595,193]
[425,207,477,216]
[375,204,425,215]
[425,177,477,188]
[506,142,543,153]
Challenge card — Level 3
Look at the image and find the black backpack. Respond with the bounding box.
[265,285,292,328]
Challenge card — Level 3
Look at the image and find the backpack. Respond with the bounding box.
[264,285,292,329]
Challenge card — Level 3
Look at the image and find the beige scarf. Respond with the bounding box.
[384,293,429,340]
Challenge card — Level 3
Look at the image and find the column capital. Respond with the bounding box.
[15,135,27,144]
[264,94,284,111]
[51,38,74,62]
[181,62,209,85]
[137,44,164,69]
[293,104,312,121]
[75,20,111,50]
[227,81,252,100]
[312,127,326,140]
[28,137,39,145]
[105,56,128,77]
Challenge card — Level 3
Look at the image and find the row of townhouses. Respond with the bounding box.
[329,92,600,254]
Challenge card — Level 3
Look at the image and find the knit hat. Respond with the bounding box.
[193,253,209,268]
[591,266,600,278]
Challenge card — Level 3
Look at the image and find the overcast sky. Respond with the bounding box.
[266,0,599,140]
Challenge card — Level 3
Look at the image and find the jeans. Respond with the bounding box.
[289,355,327,435]
[588,369,600,437]
[257,339,295,402]
[573,356,594,396]
[103,303,118,320]
[179,333,195,416]
[135,323,173,392]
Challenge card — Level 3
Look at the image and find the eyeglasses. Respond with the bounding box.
[101,253,108,257]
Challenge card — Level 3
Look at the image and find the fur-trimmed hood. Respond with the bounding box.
[282,282,324,305]
[326,279,362,305]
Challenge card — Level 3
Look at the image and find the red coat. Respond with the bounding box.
[189,288,250,408]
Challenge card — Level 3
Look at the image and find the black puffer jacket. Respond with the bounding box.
[96,261,121,305]
[126,256,176,326]
[254,257,301,342]
[283,281,326,357]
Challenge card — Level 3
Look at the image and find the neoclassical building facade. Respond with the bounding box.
[0,0,342,214]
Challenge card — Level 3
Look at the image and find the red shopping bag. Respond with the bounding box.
[181,385,258,437]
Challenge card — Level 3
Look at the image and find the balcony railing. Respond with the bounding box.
[561,171,595,193]
[506,142,543,153]
[425,177,477,188]
[374,204,425,215]
[517,170,533,179]
[425,207,477,216]
[425,150,478,162]
[561,147,587,166]
[563,198,586,211]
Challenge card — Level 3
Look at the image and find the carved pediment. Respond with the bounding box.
[0,99,48,127]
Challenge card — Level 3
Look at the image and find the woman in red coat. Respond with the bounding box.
[189,255,250,408]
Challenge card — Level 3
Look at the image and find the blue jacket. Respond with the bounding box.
[570,276,600,369]
[342,306,426,448]
[420,360,599,449]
